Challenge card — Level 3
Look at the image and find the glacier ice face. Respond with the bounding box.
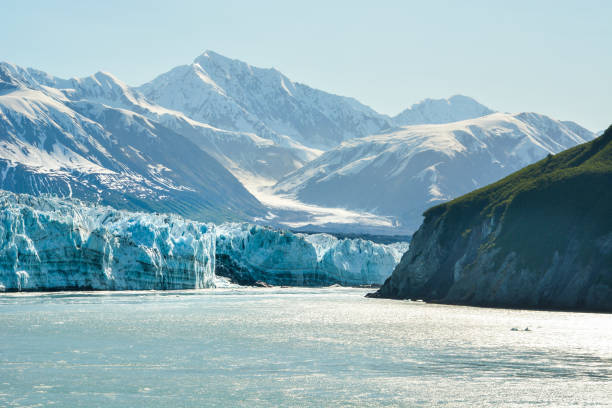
[303,233,408,285]
[0,191,408,291]
[0,192,216,291]
[215,223,408,286]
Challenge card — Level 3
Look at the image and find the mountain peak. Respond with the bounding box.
[194,50,244,69]
[0,62,44,90]
[89,70,128,89]
[93,70,120,81]
[394,95,494,126]
[447,94,483,104]
[194,50,285,77]
[198,49,227,61]
[200,49,223,58]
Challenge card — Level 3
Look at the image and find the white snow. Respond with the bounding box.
[393,94,495,126]
[241,176,396,229]
[274,112,595,233]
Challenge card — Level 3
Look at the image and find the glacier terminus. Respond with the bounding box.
[0,191,407,291]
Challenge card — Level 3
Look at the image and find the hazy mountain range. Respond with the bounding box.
[0,51,595,233]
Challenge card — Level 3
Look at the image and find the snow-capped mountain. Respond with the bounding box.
[0,52,503,195]
[28,66,316,184]
[133,51,498,185]
[393,95,494,126]
[274,112,595,233]
[0,52,597,235]
[0,63,265,222]
[137,50,393,150]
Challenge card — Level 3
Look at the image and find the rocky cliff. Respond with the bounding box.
[369,126,612,312]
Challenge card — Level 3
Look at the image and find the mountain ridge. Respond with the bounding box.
[0,62,266,223]
[137,50,394,150]
[274,112,594,233]
[370,125,612,311]
[0,52,597,234]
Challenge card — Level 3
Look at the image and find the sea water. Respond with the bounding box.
[1,288,611,407]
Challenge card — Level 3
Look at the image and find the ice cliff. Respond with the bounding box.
[215,223,408,286]
[0,192,216,291]
[0,192,408,291]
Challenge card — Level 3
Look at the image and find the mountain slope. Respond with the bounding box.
[17,65,315,184]
[137,50,392,150]
[274,112,594,233]
[370,126,612,311]
[393,95,494,126]
[2,53,501,192]
[0,63,265,222]
[0,54,596,236]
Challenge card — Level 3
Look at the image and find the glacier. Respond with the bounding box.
[0,191,216,291]
[215,223,408,286]
[0,191,408,291]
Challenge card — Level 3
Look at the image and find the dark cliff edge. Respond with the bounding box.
[368,125,612,312]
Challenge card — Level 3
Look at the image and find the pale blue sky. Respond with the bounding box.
[2,0,610,131]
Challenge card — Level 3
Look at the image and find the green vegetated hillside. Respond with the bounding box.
[371,125,612,311]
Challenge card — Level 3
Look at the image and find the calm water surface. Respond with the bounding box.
[1,288,611,407]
